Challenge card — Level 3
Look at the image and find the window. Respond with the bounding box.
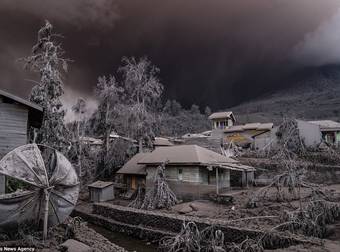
[178,168,183,181]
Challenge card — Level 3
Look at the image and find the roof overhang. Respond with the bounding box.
[0,89,42,112]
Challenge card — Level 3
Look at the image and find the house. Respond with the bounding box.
[117,145,255,200]
[223,122,274,149]
[79,136,103,152]
[308,120,340,145]
[0,89,43,194]
[153,137,174,148]
[116,152,149,190]
[88,180,114,202]
[253,120,322,150]
[295,120,321,147]
[208,111,236,130]
[116,145,255,200]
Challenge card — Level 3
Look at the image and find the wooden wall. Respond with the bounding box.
[0,102,28,157]
[0,100,29,193]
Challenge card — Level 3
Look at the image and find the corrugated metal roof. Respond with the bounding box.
[116,152,149,175]
[0,89,42,112]
[208,111,234,120]
[138,145,238,165]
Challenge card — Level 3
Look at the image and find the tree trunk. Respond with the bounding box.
[139,138,143,153]
[77,121,82,179]
[105,102,110,157]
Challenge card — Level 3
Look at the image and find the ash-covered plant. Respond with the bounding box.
[247,118,325,207]
[159,222,201,252]
[225,238,263,252]
[21,20,70,152]
[200,226,226,252]
[159,222,264,252]
[275,118,305,155]
[140,161,178,210]
[279,199,340,238]
[128,184,146,209]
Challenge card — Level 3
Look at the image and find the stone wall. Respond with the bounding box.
[90,203,308,249]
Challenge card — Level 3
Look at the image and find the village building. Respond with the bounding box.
[79,136,103,152]
[208,111,235,130]
[0,89,43,194]
[117,145,255,200]
[153,137,174,148]
[308,120,340,146]
[253,120,322,151]
[223,122,274,149]
[116,152,149,190]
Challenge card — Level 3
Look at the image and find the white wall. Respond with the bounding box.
[297,120,322,147]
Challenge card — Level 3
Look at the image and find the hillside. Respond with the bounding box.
[227,65,340,124]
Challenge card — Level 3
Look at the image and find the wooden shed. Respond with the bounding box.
[0,89,43,194]
[88,181,114,202]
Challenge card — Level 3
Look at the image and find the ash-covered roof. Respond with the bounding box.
[224,122,273,133]
[154,137,174,146]
[208,111,235,121]
[138,145,237,165]
[0,89,43,128]
[88,180,114,189]
[0,89,42,112]
[308,120,340,131]
[116,152,149,175]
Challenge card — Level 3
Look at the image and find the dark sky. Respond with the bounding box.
[1,0,340,111]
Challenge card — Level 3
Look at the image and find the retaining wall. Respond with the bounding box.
[88,203,311,249]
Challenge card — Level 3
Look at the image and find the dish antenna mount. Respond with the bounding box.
[0,144,79,240]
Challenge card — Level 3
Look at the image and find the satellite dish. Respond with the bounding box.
[0,144,79,239]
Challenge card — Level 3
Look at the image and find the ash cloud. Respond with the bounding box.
[293,8,340,66]
[1,0,340,110]
[0,0,119,28]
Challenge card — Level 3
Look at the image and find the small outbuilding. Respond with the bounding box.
[88,181,114,202]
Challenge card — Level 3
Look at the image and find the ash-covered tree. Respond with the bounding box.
[204,106,212,117]
[22,20,69,152]
[119,57,163,152]
[94,75,123,175]
[72,98,87,177]
[163,99,182,116]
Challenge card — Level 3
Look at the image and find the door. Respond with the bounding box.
[131,176,136,190]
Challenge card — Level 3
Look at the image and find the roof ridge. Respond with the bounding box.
[191,144,200,163]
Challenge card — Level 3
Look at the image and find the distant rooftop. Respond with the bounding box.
[308,120,340,131]
[154,137,174,146]
[224,122,273,133]
[208,111,235,121]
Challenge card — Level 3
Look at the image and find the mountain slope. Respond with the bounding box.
[227,65,340,124]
